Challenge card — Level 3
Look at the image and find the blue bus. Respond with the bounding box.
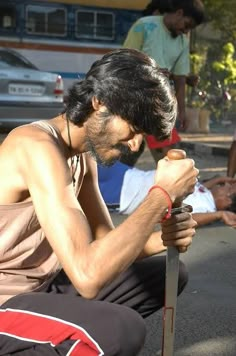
[0,0,145,91]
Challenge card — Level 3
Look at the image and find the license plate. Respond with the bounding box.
[8,84,44,96]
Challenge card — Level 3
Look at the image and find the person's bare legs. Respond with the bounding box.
[227,140,236,177]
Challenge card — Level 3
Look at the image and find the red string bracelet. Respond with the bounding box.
[148,185,172,222]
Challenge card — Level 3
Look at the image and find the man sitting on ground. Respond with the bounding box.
[0,48,198,355]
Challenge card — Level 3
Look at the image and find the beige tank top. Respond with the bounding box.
[0,121,86,305]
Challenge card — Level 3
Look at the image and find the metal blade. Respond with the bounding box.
[162,246,179,356]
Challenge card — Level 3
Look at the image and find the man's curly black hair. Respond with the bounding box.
[227,194,236,213]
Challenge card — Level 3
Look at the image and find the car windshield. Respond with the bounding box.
[0,50,37,70]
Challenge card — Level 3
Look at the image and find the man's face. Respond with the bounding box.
[169,12,196,38]
[213,183,235,210]
[84,108,143,166]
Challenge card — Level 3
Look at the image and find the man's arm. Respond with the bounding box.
[82,157,171,259]
[227,140,236,178]
[172,74,187,130]
[193,211,236,227]
[171,35,190,130]
[138,231,167,258]
[203,176,236,189]
[77,154,115,240]
[21,134,197,299]
[192,212,221,226]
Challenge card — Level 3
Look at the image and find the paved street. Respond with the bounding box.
[141,224,236,356]
[111,146,236,356]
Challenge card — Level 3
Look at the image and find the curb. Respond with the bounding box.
[179,141,229,157]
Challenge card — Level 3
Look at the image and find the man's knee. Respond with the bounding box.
[109,305,146,356]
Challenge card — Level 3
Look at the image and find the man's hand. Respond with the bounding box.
[220,211,236,228]
[186,74,200,88]
[155,154,199,203]
[161,212,197,252]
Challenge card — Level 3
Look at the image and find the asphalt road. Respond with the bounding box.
[141,224,236,356]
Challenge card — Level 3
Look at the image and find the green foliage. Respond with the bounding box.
[188,42,236,119]
[204,0,236,42]
[188,0,236,119]
[187,49,207,108]
[190,52,205,75]
[212,42,236,86]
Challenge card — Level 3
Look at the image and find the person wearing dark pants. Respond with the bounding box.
[0,258,187,355]
[0,49,197,355]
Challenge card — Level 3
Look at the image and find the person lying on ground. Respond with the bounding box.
[0,48,198,356]
[98,159,236,228]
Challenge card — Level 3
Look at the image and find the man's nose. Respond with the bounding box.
[128,134,144,152]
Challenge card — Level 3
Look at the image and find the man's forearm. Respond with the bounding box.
[138,230,167,259]
[173,76,186,112]
[75,189,170,298]
[192,212,222,226]
[227,141,236,177]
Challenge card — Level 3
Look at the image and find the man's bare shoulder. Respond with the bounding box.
[1,122,56,149]
[0,121,69,204]
[0,122,64,168]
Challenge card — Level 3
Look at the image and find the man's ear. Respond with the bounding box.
[92,96,101,111]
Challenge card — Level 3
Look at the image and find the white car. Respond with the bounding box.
[0,48,64,130]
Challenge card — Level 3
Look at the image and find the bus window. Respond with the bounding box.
[76,10,114,40]
[97,12,114,38]
[26,5,67,36]
[0,5,16,30]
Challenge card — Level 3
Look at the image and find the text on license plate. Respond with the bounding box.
[8,84,44,96]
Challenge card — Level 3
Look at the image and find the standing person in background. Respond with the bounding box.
[142,0,200,88]
[123,0,205,162]
[227,129,236,178]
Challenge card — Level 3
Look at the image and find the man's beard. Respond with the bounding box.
[85,137,131,166]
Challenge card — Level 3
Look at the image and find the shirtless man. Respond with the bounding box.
[0,48,198,355]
